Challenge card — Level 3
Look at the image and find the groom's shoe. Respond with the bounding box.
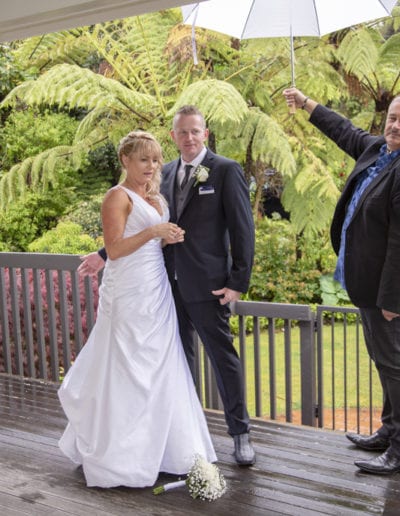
[233,433,256,466]
[355,449,400,475]
[346,432,390,451]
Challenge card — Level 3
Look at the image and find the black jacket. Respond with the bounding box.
[161,149,254,303]
[311,104,400,311]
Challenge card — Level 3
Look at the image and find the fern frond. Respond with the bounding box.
[281,146,339,236]
[336,27,379,79]
[0,159,32,211]
[13,29,93,70]
[30,150,52,187]
[248,109,296,177]
[171,79,248,125]
[0,145,75,211]
[378,32,400,70]
[1,64,156,117]
[88,12,182,111]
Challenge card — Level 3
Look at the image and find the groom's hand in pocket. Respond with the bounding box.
[212,287,241,305]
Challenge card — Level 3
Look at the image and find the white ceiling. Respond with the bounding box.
[0,0,206,42]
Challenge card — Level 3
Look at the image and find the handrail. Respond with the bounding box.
[0,252,379,433]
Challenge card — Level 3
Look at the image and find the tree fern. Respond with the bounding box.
[171,79,248,125]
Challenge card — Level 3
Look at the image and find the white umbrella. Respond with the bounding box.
[181,0,397,86]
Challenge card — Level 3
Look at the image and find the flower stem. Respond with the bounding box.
[153,479,186,495]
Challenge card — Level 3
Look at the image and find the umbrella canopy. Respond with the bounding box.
[181,0,397,85]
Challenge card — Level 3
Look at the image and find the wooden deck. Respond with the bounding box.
[1,373,400,516]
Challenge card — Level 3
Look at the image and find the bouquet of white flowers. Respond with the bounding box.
[153,454,227,501]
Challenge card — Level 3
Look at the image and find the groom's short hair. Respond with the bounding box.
[173,105,206,129]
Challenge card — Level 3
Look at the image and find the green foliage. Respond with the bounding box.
[12,30,95,71]
[335,27,400,132]
[1,63,156,115]
[0,189,73,251]
[76,142,121,197]
[220,108,296,176]
[0,12,397,258]
[63,194,104,239]
[0,44,36,101]
[249,218,332,304]
[171,79,249,126]
[0,108,78,169]
[28,221,100,254]
[280,139,341,238]
[319,273,351,306]
[229,314,254,336]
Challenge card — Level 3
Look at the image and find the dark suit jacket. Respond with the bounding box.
[161,149,255,303]
[311,104,400,312]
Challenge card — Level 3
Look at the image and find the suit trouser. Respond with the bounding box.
[360,307,400,456]
[172,281,250,436]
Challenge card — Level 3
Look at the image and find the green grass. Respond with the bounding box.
[233,322,382,421]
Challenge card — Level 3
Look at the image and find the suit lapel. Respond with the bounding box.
[351,153,400,220]
[177,151,216,221]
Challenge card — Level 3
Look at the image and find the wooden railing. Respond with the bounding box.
[0,252,380,433]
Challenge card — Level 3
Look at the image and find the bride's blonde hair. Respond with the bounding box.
[117,131,163,199]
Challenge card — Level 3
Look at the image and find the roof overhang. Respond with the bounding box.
[0,0,205,42]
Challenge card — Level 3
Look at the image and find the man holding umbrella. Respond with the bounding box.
[283,87,400,475]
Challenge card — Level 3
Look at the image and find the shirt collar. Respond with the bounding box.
[181,146,207,169]
[382,143,400,158]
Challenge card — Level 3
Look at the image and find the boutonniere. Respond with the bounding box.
[193,165,210,187]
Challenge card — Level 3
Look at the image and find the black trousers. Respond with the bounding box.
[172,281,250,436]
[360,307,400,456]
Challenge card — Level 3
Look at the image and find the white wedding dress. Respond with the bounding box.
[58,186,216,488]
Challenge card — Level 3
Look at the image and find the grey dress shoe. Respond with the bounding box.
[233,433,256,466]
[355,449,400,475]
[346,431,390,451]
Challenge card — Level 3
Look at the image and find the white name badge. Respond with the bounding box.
[199,186,215,195]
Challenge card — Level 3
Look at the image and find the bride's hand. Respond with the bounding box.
[154,223,185,244]
[163,227,185,245]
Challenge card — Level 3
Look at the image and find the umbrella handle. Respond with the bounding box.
[289,30,295,114]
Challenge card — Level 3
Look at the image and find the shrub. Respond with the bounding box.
[63,194,104,240]
[0,108,78,169]
[0,187,75,251]
[249,218,331,305]
[28,221,101,254]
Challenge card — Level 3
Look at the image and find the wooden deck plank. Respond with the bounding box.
[1,373,400,516]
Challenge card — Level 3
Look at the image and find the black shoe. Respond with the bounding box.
[233,433,256,466]
[355,449,400,475]
[346,432,390,451]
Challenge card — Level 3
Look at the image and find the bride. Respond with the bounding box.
[58,131,216,488]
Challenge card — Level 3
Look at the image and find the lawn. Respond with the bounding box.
[232,321,382,431]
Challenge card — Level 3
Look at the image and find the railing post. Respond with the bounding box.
[299,315,317,427]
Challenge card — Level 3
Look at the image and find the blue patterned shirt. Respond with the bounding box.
[334,144,400,289]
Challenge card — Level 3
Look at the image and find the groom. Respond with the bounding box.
[162,105,255,465]
[79,105,255,465]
